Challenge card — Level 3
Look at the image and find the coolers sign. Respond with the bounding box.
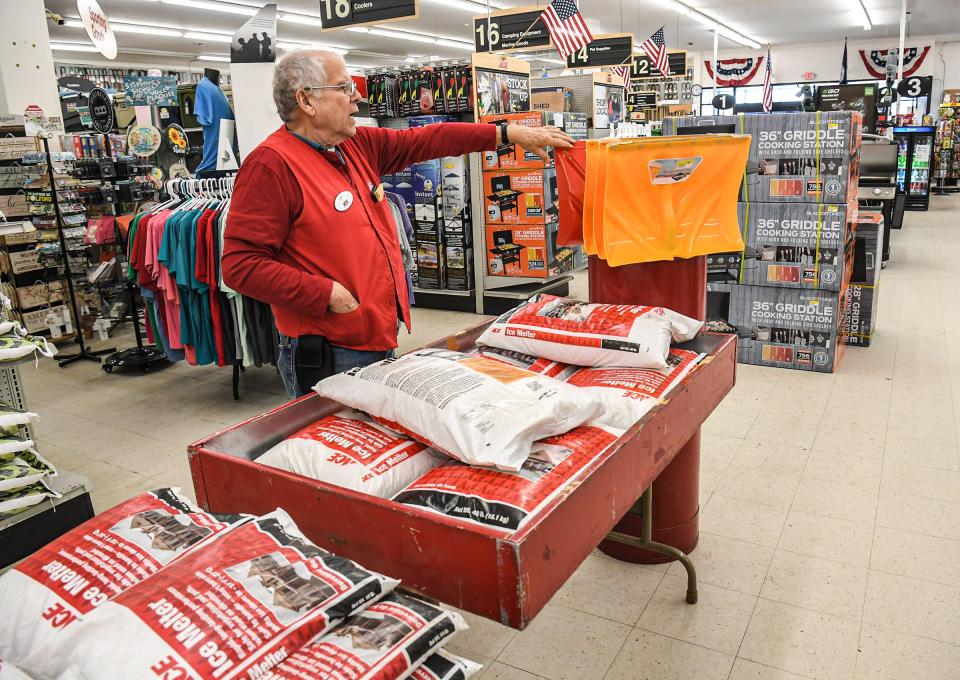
[319,0,419,31]
[704,57,764,86]
[859,47,930,79]
[76,0,117,60]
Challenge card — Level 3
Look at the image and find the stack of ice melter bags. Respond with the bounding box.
[844,211,883,346]
[478,112,588,280]
[663,111,863,373]
[380,115,474,292]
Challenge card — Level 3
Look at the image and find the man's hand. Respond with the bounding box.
[329,281,360,313]
[505,124,575,163]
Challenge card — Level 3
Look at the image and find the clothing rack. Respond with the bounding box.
[126,174,279,401]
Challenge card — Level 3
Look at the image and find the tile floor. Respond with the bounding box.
[19,196,960,679]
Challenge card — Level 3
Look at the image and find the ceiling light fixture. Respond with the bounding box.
[50,42,101,52]
[276,41,349,55]
[278,13,326,27]
[421,0,503,13]
[853,0,872,30]
[196,54,231,62]
[658,0,761,49]
[346,27,370,33]
[184,30,234,42]
[159,0,257,16]
[368,28,438,44]
[434,38,475,51]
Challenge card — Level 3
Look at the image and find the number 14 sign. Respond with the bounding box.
[319,0,419,31]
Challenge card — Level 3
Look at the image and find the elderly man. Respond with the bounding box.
[222,49,573,397]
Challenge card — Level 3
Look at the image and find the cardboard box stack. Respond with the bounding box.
[479,112,588,279]
[664,111,863,373]
[844,211,884,347]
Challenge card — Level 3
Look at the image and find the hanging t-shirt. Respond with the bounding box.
[194,77,236,173]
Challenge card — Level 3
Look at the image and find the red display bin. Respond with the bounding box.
[189,323,735,629]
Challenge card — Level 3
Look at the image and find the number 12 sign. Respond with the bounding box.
[319,0,419,31]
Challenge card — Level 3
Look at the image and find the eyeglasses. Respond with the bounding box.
[303,80,357,96]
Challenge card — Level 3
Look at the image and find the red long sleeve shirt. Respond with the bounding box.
[222,122,496,350]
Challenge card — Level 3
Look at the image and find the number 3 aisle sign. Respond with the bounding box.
[319,0,419,30]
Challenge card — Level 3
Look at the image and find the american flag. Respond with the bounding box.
[611,64,631,91]
[640,26,669,76]
[541,0,593,59]
[762,45,773,112]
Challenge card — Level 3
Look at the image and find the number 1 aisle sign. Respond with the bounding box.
[319,0,419,30]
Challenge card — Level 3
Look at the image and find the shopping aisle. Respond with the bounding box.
[20,196,960,679]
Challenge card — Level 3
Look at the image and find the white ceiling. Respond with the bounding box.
[42,0,960,71]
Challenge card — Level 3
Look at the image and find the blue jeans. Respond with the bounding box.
[278,335,392,398]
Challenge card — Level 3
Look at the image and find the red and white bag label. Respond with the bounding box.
[264,592,465,680]
[59,509,399,680]
[410,650,482,680]
[0,488,241,680]
[481,347,706,430]
[394,425,621,532]
[256,411,445,499]
[476,294,702,369]
[315,349,601,472]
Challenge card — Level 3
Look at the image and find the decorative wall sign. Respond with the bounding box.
[165,124,188,155]
[123,76,178,106]
[704,57,764,87]
[87,88,115,134]
[126,125,162,157]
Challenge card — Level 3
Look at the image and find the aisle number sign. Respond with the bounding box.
[566,34,633,68]
[632,51,687,78]
[319,0,419,31]
[473,7,552,53]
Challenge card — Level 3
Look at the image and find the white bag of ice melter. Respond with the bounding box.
[315,349,601,472]
[263,591,466,680]
[0,488,243,680]
[58,509,399,680]
[476,294,702,369]
[394,424,622,532]
[0,659,34,680]
[256,410,446,499]
[481,346,706,430]
[410,651,483,680]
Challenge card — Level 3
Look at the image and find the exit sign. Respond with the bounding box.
[802,71,817,81]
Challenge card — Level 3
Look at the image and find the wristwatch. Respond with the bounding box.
[499,121,510,145]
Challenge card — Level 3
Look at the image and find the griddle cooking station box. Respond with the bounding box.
[189,325,737,630]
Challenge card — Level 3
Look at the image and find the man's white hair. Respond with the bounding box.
[272,49,345,122]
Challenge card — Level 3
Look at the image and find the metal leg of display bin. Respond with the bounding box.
[606,487,699,604]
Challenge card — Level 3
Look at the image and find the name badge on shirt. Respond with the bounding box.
[334,191,354,212]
